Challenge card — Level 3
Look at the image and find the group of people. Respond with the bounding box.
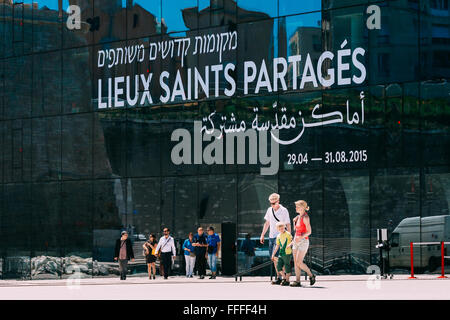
[181,226,221,279]
[261,193,316,287]
[113,192,315,286]
[113,226,221,280]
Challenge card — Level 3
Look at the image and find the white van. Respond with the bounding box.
[388,215,450,271]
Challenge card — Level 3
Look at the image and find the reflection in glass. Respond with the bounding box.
[62,114,93,180]
[163,0,197,34]
[371,169,420,272]
[369,4,419,84]
[33,0,61,52]
[31,182,62,279]
[237,0,276,21]
[127,0,163,38]
[4,56,32,119]
[32,52,62,117]
[31,117,61,181]
[94,110,127,179]
[237,174,277,274]
[94,0,127,43]
[63,47,92,114]
[279,0,321,16]
[236,18,276,95]
[61,180,93,279]
[3,183,31,279]
[421,80,450,166]
[324,170,370,274]
[126,107,161,177]
[62,0,93,48]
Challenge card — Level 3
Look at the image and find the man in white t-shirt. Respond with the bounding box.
[260,193,291,284]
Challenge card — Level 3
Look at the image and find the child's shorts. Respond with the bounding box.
[277,254,292,273]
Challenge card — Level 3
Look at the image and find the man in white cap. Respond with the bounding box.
[260,193,291,284]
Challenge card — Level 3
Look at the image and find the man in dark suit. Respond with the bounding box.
[192,227,208,279]
[114,231,135,280]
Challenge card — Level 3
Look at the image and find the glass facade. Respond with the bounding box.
[0,0,448,279]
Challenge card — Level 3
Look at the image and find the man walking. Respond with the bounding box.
[114,231,135,280]
[155,227,176,279]
[260,193,291,284]
[193,227,208,279]
[206,226,221,279]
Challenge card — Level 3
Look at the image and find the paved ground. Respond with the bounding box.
[0,274,449,300]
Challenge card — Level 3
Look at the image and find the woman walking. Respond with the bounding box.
[143,233,158,279]
[290,200,316,287]
[182,232,196,278]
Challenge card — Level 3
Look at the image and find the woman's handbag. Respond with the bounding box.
[143,243,150,256]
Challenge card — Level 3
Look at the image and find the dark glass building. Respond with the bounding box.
[0,0,448,279]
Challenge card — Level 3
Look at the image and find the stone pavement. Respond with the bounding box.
[0,274,449,300]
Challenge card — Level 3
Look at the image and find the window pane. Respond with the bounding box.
[5,56,32,119]
[237,18,276,96]
[126,106,161,177]
[163,0,197,34]
[31,117,61,181]
[237,0,276,22]
[237,174,277,274]
[279,0,321,16]
[422,80,450,166]
[371,168,420,272]
[31,182,62,279]
[62,0,93,49]
[33,0,61,52]
[61,180,93,279]
[32,51,62,117]
[62,113,93,180]
[127,0,162,39]
[369,3,419,84]
[3,119,32,183]
[3,183,31,279]
[324,170,370,274]
[63,47,92,114]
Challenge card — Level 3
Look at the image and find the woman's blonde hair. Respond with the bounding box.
[295,200,310,211]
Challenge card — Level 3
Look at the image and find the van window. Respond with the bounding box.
[390,233,399,247]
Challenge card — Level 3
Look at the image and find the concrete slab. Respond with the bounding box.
[0,275,449,300]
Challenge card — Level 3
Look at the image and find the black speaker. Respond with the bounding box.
[221,222,236,275]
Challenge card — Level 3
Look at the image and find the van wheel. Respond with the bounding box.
[428,257,439,272]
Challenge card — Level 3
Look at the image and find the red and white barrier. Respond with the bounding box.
[409,241,449,279]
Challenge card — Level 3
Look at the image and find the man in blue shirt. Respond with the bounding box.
[193,227,208,279]
[206,226,221,279]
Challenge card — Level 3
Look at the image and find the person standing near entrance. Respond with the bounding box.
[206,226,221,279]
[193,227,208,279]
[290,200,315,287]
[143,233,158,279]
[260,193,291,285]
[182,232,196,278]
[241,233,255,271]
[155,228,176,279]
[114,231,135,280]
